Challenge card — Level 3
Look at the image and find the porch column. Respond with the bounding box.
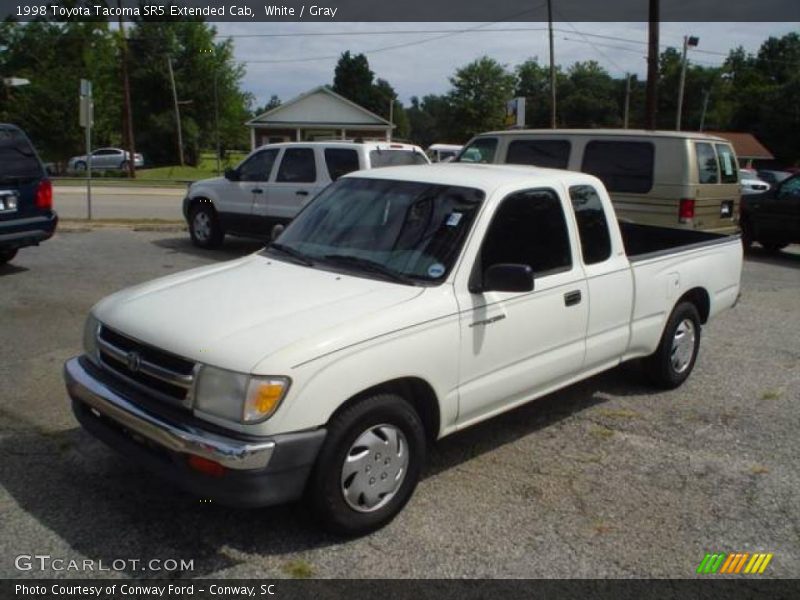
[296,128,302,141]
[250,127,256,150]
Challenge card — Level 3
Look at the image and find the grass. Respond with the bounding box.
[761,389,782,401]
[54,151,248,186]
[589,424,616,440]
[282,559,314,579]
[596,407,640,420]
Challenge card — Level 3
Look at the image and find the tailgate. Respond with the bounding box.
[0,126,47,221]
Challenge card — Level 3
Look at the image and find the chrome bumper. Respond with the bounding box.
[64,357,275,470]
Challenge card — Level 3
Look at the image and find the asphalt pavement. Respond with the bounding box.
[54,185,186,221]
[0,228,798,579]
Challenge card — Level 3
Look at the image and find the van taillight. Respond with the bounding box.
[679,198,695,223]
[35,179,52,210]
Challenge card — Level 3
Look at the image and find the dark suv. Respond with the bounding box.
[740,173,800,253]
[0,124,58,264]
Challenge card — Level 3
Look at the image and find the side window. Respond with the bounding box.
[568,185,612,265]
[479,189,572,277]
[457,137,498,163]
[715,144,738,184]
[238,148,278,182]
[324,148,360,181]
[277,148,317,183]
[695,142,719,184]
[778,176,800,200]
[582,141,654,193]
[506,140,571,169]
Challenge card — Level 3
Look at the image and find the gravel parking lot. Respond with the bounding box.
[1,228,798,579]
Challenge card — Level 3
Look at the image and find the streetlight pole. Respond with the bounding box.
[699,88,711,132]
[676,35,699,131]
[214,69,221,175]
[167,56,184,166]
[623,73,632,129]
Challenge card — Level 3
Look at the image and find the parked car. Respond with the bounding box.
[739,168,770,194]
[0,124,58,265]
[68,147,144,172]
[183,141,430,248]
[757,169,792,189]
[740,173,800,252]
[65,164,742,535]
[456,129,741,234]
[427,143,463,162]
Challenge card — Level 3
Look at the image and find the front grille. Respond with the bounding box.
[97,326,196,407]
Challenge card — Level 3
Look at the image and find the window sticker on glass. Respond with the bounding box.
[446,212,463,227]
[427,263,446,278]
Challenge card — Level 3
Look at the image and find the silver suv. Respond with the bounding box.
[183,141,429,248]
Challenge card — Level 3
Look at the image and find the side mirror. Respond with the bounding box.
[479,263,534,293]
[224,167,239,181]
[270,223,285,241]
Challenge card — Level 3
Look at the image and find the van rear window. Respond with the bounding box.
[506,139,571,169]
[0,127,42,180]
[581,141,654,194]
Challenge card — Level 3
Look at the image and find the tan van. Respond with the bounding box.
[456,129,740,233]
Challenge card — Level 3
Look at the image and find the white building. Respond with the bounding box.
[246,86,394,150]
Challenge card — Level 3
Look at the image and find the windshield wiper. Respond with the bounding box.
[323,254,416,285]
[266,242,314,266]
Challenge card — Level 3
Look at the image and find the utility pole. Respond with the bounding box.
[676,35,699,131]
[623,73,632,129]
[167,56,184,166]
[645,0,659,130]
[213,70,221,175]
[547,0,557,128]
[699,88,711,131]
[388,96,394,141]
[118,3,136,178]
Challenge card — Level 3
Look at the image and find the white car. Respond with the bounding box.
[183,141,429,248]
[740,168,770,194]
[427,143,463,162]
[66,164,742,535]
[68,147,144,172]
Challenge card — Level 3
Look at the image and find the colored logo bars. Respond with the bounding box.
[697,552,773,575]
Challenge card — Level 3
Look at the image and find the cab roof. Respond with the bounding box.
[473,128,729,142]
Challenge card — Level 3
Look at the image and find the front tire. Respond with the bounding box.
[308,394,426,536]
[189,203,224,249]
[644,302,702,389]
[761,241,788,253]
[0,248,18,264]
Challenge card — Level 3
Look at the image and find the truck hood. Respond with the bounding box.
[93,254,424,372]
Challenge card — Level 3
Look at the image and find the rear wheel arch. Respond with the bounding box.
[678,287,710,324]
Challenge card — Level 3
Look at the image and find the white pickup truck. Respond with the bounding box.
[65,164,742,535]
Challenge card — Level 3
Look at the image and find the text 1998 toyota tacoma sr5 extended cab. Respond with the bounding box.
[64,164,742,535]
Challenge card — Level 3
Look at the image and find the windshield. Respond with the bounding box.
[0,127,43,180]
[265,177,484,284]
[369,149,429,167]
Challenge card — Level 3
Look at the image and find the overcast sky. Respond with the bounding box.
[212,22,799,109]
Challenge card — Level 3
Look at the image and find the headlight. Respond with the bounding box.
[194,365,290,424]
[83,314,100,364]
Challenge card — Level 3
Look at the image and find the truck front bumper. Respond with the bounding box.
[64,356,326,508]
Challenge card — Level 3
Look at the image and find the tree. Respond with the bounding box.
[559,61,620,128]
[332,51,375,111]
[446,56,516,141]
[254,94,281,116]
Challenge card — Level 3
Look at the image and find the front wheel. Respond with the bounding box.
[644,302,702,389]
[307,394,426,536]
[189,203,224,249]
[761,241,788,253]
[0,248,18,264]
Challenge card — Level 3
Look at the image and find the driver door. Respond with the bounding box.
[225,148,279,235]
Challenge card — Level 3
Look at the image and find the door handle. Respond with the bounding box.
[296,190,309,196]
[252,188,263,194]
[564,290,582,306]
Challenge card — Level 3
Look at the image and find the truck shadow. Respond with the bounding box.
[0,364,648,577]
[0,263,29,277]
[151,236,265,262]
[744,245,800,267]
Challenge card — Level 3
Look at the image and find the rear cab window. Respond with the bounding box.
[506,139,571,169]
[324,148,360,181]
[581,141,654,193]
[0,126,43,180]
[368,149,428,168]
[456,138,498,164]
[277,148,317,183]
[568,185,612,265]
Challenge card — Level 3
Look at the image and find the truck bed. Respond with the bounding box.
[620,222,737,262]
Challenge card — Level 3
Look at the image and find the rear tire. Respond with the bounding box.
[761,241,788,253]
[189,203,224,249]
[307,394,426,536]
[0,248,18,264]
[644,302,702,389]
[74,161,87,172]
